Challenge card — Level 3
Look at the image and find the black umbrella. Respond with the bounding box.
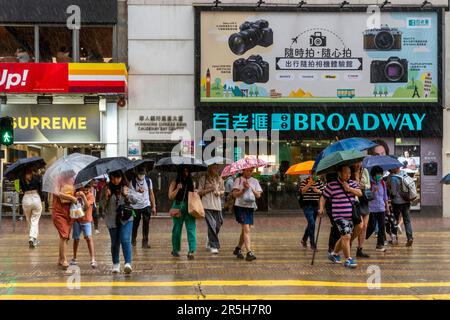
[4,157,46,180]
[154,156,207,172]
[75,157,134,185]
[133,159,155,172]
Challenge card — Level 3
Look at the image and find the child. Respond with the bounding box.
[71,181,97,269]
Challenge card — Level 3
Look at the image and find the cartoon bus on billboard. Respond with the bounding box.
[337,89,355,99]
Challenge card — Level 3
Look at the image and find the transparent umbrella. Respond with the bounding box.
[42,153,98,193]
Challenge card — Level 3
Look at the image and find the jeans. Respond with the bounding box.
[108,220,133,264]
[371,211,386,247]
[392,203,413,241]
[302,205,318,246]
[205,209,223,249]
[22,192,42,239]
[132,206,151,245]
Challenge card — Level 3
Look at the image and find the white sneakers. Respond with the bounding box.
[112,263,120,273]
[95,229,100,235]
[124,263,132,274]
[210,248,219,254]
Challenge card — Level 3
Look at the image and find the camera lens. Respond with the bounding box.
[384,61,405,82]
[240,64,263,84]
[374,31,394,50]
[229,28,260,55]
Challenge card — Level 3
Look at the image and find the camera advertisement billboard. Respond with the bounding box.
[199,10,439,105]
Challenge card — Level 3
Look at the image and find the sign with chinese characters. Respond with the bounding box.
[127,110,194,141]
[198,10,440,105]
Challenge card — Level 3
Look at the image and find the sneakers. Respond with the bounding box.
[344,258,358,268]
[171,251,180,258]
[406,239,413,247]
[210,248,219,254]
[328,253,342,264]
[112,263,120,273]
[245,251,257,261]
[356,247,370,258]
[300,239,307,248]
[376,245,386,252]
[91,261,97,269]
[233,247,244,259]
[187,252,195,260]
[95,229,100,235]
[28,237,35,248]
[69,259,77,266]
[124,263,132,274]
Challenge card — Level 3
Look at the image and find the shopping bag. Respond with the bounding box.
[188,191,205,219]
[70,201,85,219]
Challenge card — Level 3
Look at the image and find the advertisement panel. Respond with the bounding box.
[198,9,441,105]
[0,104,101,143]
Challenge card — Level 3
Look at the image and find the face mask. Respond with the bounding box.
[375,175,382,182]
[138,174,145,180]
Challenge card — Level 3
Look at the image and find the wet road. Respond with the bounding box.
[1,214,450,300]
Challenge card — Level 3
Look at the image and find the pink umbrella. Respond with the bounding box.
[221,164,232,177]
[223,157,267,176]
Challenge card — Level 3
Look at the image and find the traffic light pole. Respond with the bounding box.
[0,144,4,230]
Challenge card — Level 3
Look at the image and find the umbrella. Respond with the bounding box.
[227,157,268,176]
[4,157,46,180]
[363,155,403,172]
[285,161,315,175]
[154,156,207,172]
[75,157,135,185]
[312,138,378,171]
[316,150,365,175]
[42,153,98,193]
[221,164,232,177]
[440,173,450,184]
[132,159,155,171]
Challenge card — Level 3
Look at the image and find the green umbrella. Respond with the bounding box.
[316,150,366,175]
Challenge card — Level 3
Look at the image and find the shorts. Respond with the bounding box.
[334,218,354,236]
[72,221,92,240]
[234,206,254,225]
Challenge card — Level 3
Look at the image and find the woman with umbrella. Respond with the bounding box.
[168,166,197,260]
[102,170,139,274]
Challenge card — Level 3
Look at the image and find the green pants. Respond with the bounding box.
[172,201,197,253]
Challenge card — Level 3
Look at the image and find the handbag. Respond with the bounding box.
[70,201,85,219]
[363,189,374,202]
[169,207,181,217]
[339,183,362,225]
[188,191,205,219]
[116,203,135,224]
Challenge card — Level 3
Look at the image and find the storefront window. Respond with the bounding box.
[39,27,72,63]
[80,27,113,63]
[0,26,35,62]
[395,138,421,210]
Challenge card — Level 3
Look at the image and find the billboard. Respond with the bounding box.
[0,104,101,143]
[197,9,441,106]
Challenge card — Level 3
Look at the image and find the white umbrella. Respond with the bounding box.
[42,153,98,193]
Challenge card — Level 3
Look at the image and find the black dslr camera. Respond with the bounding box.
[233,55,269,84]
[363,25,402,51]
[228,20,273,55]
[370,57,408,83]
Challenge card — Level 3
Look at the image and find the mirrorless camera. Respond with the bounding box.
[228,20,273,55]
[233,55,269,84]
[363,25,402,51]
[370,57,408,83]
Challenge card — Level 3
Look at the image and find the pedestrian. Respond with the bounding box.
[129,167,157,248]
[223,175,235,214]
[198,164,225,254]
[299,172,325,251]
[351,162,371,258]
[102,170,139,274]
[168,166,197,260]
[52,170,77,270]
[368,166,390,252]
[91,180,100,235]
[232,168,263,261]
[323,172,340,254]
[386,167,414,246]
[319,165,362,268]
[19,168,43,248]
[71,181,97,269]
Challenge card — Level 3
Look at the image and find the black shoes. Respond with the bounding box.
[406,239,414,247]
[245,251,257,261]
[300,239,307,248]
[356,247,370,258]
[233,247,244,259]
[142,242,150,249]
[171,251,180,257]
[187,252,195,260]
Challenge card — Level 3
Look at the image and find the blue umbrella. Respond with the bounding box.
[363,155,403,172]
[440,173,450,184]
[312,138,378,171]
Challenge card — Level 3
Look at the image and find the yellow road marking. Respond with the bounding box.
[1,294,450,300]
[2,280,450,289]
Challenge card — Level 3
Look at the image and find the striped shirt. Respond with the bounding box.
[322,179,359,221]
[300,179,325,203]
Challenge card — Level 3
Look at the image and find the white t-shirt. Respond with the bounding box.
[233,177,263,208]
[129,177,153,210]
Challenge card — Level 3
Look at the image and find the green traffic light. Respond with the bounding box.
[2,131,12,144]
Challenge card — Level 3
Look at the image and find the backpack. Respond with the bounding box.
[132,176,152,191]
[395,174,417,202]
